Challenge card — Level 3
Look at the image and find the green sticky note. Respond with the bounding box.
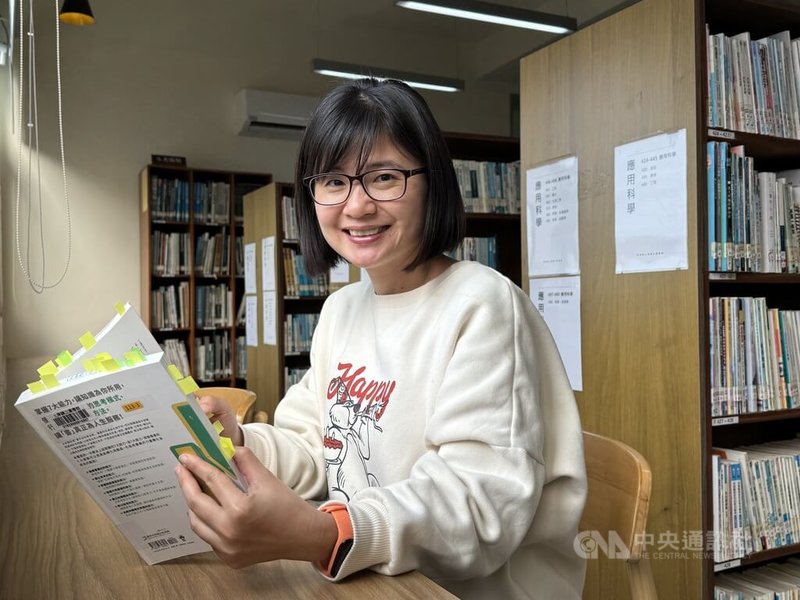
[79,331,96,350]
[37,360,58,376]
[27,380,46,393]
[177,376,199,395]
[55,350,74,368]
[219,437,235,460]
[41,374,59,389]
[123,351,143,366]
[167,364,183,381]
[130,347,146,362]
[115,301,126,315]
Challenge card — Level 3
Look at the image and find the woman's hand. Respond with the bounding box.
[175,446,338,569]
[195,394,242,445]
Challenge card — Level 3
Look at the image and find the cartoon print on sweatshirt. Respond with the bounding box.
[322,362,395,501]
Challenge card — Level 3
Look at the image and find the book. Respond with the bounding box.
[15,303,245,565]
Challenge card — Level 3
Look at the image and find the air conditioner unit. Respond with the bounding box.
[235,89,319,140]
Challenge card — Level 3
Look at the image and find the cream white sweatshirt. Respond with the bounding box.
[242,261,586,599]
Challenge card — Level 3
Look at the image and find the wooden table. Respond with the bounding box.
[0,363,455,600]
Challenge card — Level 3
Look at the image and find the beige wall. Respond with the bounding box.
[0,1,514,361]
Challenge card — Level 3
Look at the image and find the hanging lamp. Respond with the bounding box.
[59,0,95,26]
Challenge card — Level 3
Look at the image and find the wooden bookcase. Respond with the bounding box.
[140,164,271,388]
[520,0,800,597]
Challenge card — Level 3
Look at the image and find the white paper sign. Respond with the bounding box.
[330,261,349,284]
[244,243,256,294]
[262,291,277,346]
[614,129,688,273]
[261,236,276,292]
[529,276,583,391]
[526,156,580,277]
[245,295,258,347]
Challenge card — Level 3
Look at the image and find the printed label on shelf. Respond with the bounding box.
[712,416,739,426]
[713,559,741,572]
[707,128,736,140]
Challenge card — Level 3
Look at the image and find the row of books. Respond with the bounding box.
[282,195,300,240]
[453,159,521,214]
[710,297,800,417]
[152,232,246,278]
[284,366,310,392]
[195,284,233,329]
[716,559,800,599]
[195,231,231,277]
[160,338,190,377]
[707,142,800,273]
[707,26,800,140]
[713,440,800,564]
[151,282,189,330]
[151,232,190,276]
[193,181,231,224]
[448,236,498,269]
[150,176,190,222]
[195,333,233,381]
[285,313,319,354]
[283,247,330,297]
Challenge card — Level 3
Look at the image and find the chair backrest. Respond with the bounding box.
[580,431,657,600]
[196,387,257,425]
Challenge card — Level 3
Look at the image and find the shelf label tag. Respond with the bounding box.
[712,416,739,426]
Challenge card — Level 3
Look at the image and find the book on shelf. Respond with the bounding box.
[452,158,520,214]
[14,302,245,564]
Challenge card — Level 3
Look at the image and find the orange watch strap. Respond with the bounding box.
[320,503,354,577]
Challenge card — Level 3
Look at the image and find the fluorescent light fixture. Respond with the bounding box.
[312,59,464,93]
[395,0,577,34]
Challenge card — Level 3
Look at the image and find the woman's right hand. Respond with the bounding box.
[196,394,243,445]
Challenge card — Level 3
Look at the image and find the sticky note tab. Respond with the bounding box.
[123,350,144,366]
[79,331,96,350]
[115,301,126,315]
[177,376,199,395]
[167,364,183,381]
[101,358,121,372]
[81,358,97,372]
[219,436,235,460]
[27,380,46,393]
[130,347,146,362]
[55,350,74,368]
[37,360,59,376]
[213,420,224,434]
[94,352,112,363]
[41,374,59,389]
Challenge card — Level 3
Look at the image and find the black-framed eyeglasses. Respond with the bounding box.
[303,167,427,206]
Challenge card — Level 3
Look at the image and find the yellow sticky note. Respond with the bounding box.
[115,301,126,315]
[41,374,59,389]
[94,352,112,362]
[79,331,96,350]
[130,347,146,362]
[123,351,144,366]
[81,358,97,372]
[101,358,121,372]
[55,350,73,368]
[167,364,183,381]
[27,380,46,393]
[213,420,224,434]
[37,360,59,376]
[219,437,235,460]
[177,376,199,395]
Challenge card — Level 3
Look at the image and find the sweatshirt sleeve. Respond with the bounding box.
[331,280,548,581]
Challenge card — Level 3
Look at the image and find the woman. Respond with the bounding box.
[176,78,587,600]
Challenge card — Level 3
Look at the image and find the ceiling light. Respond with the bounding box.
[59,0,95,26]
[395,0,576,34]
[312,59,464,93]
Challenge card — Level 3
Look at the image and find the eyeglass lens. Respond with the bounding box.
[310,169,408,204]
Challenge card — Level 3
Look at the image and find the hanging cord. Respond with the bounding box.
[14,0,72,293]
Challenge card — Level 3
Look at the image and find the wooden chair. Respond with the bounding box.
[580,431,657,600]
[196,387,257,425]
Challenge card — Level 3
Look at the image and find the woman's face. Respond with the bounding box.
[314,136,427,286]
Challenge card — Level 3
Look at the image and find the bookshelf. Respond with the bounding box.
[520,0,800,597]
[139,164,271,389]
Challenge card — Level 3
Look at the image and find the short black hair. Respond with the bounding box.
[294,78,466,276]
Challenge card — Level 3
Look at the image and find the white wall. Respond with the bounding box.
[1,1,514,360]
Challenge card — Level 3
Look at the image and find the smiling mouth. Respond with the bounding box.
[347,226,388,237]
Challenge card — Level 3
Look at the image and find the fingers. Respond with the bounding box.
[177,453,241,510]
[231,446,275,491]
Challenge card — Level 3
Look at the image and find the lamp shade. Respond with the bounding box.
[59,0,95,26]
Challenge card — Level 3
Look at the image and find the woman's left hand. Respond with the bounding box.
[175,446,337,568]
